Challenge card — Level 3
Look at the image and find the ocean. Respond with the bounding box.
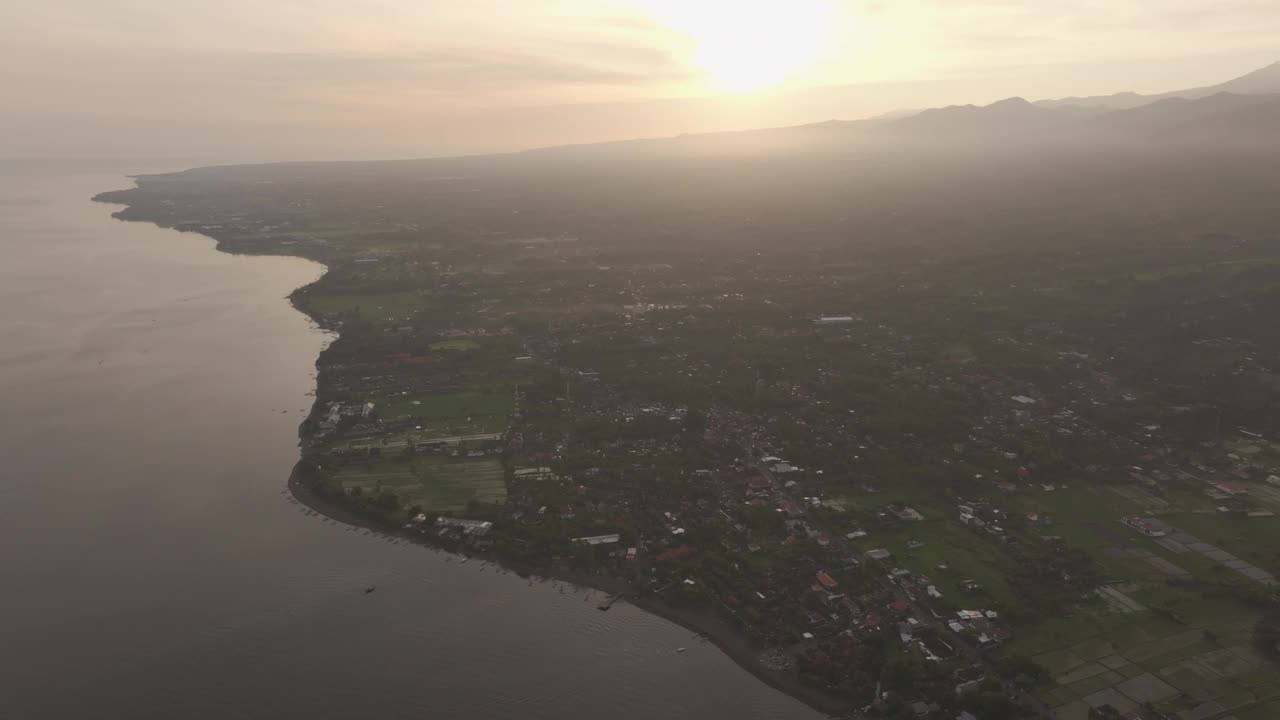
[0,166,818,720]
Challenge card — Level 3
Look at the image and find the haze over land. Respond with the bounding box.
[5,0,1280,163]
[89,48,1280,719]
[10,2,1280,719]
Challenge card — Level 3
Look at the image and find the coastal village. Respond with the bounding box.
[99,168,1280,720]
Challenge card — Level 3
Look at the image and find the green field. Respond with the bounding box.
[1163,511,1280,571]
[337,457,506,512]
[1009,579,1273,714]
[305,291,432,323]
[844,516,1020,606]
[376,383,514,437]
[430,339,481,352]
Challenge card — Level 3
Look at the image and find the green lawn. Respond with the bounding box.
[375,383,514,437]
[845,519,1019,606]
[337,457,506,513]
[430,339,481,352]
[305,291,432,323]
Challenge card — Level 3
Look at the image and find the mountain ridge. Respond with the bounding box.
[155,61,1280,174]
[1036,60,1280,111]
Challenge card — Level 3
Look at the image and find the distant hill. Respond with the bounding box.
[515,88,1280,160]
[391,61,1280,164]
[1037,61,1280,111]
[887,89,1280,148]
[1093,92,1280,134]
[891,97,1066,133]
[179,61,1280,174]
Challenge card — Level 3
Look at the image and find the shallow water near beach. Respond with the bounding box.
[0,167,819,720]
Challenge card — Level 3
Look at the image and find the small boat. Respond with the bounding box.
[364,586,376,594]
[676,648,686,654]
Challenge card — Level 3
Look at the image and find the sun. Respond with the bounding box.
[649,0,841,93]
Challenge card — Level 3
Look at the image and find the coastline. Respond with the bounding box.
[288,463,853,717]
[95,183,856,719]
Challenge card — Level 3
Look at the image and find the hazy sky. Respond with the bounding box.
[3,0,1277,163]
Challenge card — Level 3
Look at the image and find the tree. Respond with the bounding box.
[997,655,1050,688]
[881,653,924,695]
[961,690,1021,720]
[374,491,400,512]
[684,408,707,439]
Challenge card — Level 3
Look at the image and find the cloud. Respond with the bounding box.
[246,47,692,93]
[2,0,1277,161]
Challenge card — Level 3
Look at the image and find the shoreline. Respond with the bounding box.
[288,463,853,717]
[96,183,856,719]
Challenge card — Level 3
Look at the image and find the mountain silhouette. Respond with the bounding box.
[1036,61,1280,111]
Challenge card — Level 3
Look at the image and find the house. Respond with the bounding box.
[779,499,805,517]
[895,506,925,521]
[572,533,621,546]
[436,517,494,536]
[513,466,556,482]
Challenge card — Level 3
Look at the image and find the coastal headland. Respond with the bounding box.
[94,176,857,718]
[95,150,1280,720]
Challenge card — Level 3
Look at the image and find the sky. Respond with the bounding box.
[3,0,1278,163]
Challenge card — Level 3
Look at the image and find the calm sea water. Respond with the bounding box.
[0,168,819,720]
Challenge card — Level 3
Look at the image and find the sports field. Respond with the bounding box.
[337,457,506,512]
[305,291,432,323]
[376,382,514,438]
